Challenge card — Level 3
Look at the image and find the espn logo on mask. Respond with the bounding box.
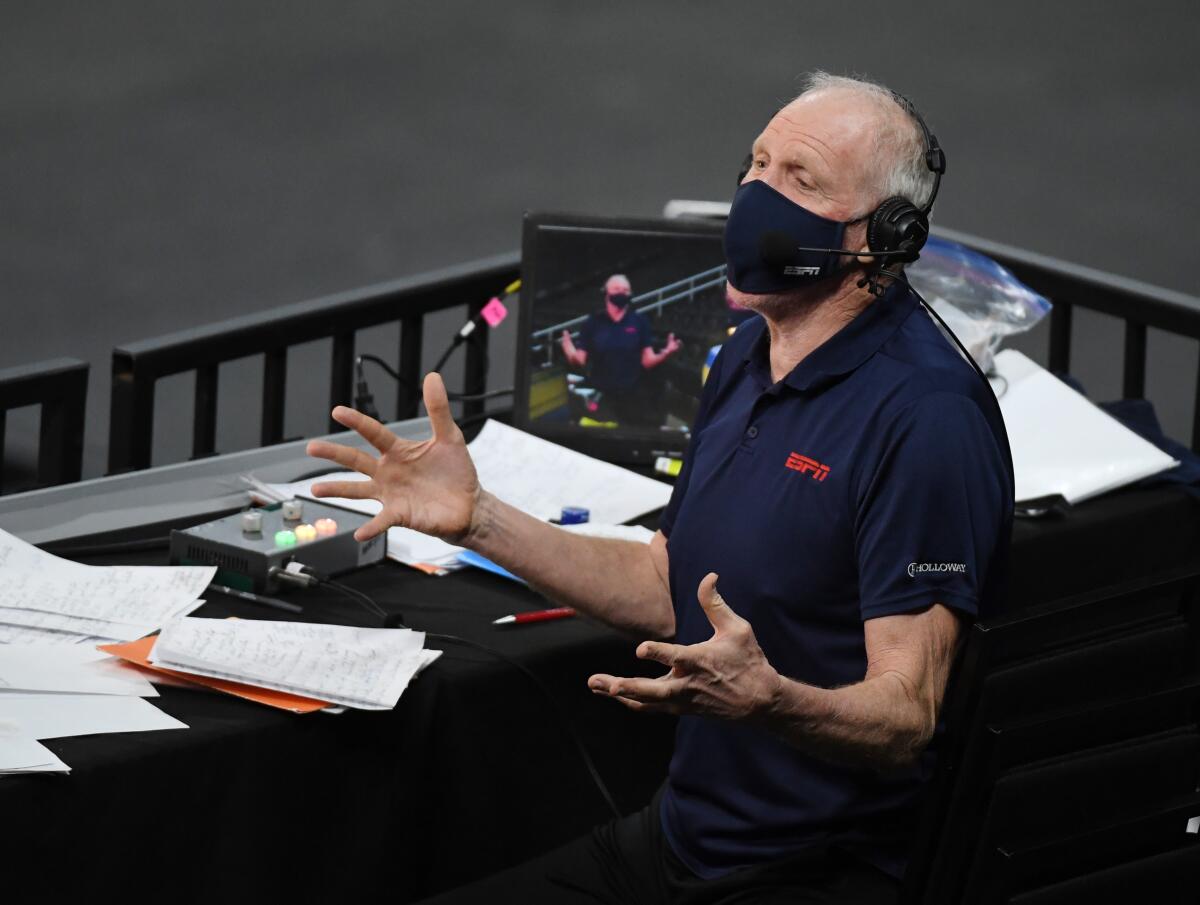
[785,452,830,481]
[783,265,821,276]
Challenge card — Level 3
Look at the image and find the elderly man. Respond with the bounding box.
[308,72,1012,905]
[560,274,682,425]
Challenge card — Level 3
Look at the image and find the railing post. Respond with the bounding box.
[463,299,488,420]
[1122,320,1147,400]
[192,363,218,459]
[37,367,87,487]
[108,353,156,474]
[1193,349,1200,454]
[1048,302,1073,373]
[397,314,423,420]
[329,332,355,431]
[261,347,287,446]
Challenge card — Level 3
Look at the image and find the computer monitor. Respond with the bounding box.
[516,212,752,465]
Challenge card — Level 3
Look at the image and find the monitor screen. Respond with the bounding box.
[516,212,753,465]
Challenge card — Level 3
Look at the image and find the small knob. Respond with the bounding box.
[241,510,264,534]
[281,499,304,521]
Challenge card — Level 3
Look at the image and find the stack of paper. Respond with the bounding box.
[0,644,189,776]
[0,527,214,646]
[994,350,1179,504]
[148,618,441,711]
[248,420,672,573]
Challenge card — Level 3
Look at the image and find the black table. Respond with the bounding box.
[1,484,1197,903]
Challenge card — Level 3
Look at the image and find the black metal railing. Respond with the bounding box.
[107,251,519,474]
[0,357,89,493]
[101,225,1200,477]
[936,226,1200,451]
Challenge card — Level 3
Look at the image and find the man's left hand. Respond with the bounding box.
[588,573,783,722]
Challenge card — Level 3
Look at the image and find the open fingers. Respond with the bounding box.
[422,372,458,442]
[588,673,687,703]
[306,439,378,478]
[309,479,377,501]
[608,695,673,714]
[636,639,690,669]
[697,572,741,633]
[354,511,393,543]
[331,406,397,455]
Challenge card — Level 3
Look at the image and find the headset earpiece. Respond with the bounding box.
[866,197,930,264]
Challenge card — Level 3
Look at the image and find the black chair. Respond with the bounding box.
[0,357,88,494]
[903,565,1200,904]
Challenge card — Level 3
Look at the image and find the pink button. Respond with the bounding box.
[314,518,338,537]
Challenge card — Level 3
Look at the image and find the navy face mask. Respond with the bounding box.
[723,180,854,294]
[606,292,631,311]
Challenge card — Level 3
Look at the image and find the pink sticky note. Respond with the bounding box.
[480,296,508,328]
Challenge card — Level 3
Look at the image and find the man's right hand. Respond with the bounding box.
[305,372,480,543]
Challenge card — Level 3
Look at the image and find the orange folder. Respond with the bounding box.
[98,635,333,714]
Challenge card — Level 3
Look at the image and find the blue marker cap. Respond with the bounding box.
[560,506,590,525]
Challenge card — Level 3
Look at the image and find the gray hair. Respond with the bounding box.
[795,72,936,217]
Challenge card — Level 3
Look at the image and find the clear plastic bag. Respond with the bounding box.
[908,235,1052,371]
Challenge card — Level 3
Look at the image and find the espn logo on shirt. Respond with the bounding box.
[785,452,830,481]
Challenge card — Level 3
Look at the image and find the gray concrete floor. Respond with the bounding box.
[2,1,1197,481]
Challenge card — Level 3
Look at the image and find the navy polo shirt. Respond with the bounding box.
[657,283,1013,879]
[577,309,654,393]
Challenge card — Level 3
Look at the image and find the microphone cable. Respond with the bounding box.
[344,586,623,819]
[426,630,623,820]
[354,277,520,416]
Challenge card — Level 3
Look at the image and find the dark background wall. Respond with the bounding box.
[2,1,1197,481]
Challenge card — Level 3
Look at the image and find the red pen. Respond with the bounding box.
[492,607,576,626]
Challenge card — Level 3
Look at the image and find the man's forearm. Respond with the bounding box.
[464,491,675,638]
[759,672,934,771]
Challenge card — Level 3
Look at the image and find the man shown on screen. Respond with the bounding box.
[559,274,682,425]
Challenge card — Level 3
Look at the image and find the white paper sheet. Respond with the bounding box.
[467,420,673,523]
[0,606,157,642]
[0,694,186,740]
[0,724,70,774]
[0,646,157,697]
[995,350,1179,504]
[560,523,656,544]
[151,618,441,710]
[0,624,95,646]
[0,568,211,625]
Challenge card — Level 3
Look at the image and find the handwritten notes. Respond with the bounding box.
[151,618,441,710]
[0,527,213,644]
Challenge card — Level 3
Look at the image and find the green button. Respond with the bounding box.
[274,530,297,548]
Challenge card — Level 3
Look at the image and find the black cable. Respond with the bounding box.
[446,387,513,403]
[356,344,511,404]
[426,631,622,820]
[324,577,621,818]
[358,353,406,385]
[431,340,461,375]
[316,577,388,621]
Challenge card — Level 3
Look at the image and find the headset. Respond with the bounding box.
[735,93,1007,407]
[737,91,945,267]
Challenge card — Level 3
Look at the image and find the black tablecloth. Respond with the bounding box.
[1,485,1197,902]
